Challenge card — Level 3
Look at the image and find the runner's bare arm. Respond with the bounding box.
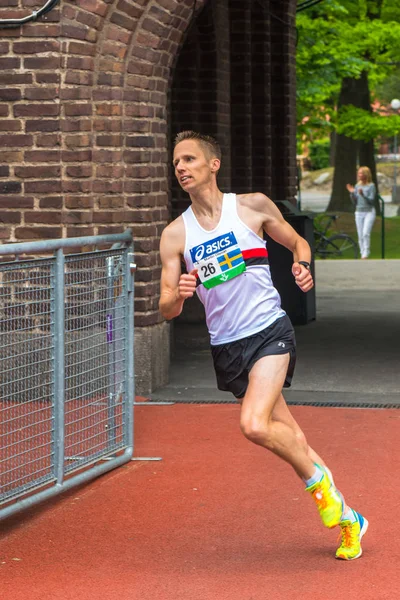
[159,220,198,320]
[239,193,314,292]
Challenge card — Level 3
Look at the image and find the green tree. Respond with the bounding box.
[296,0,400,211]
[375,66,400,104]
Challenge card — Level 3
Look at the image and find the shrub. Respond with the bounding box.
[309,138,330,170]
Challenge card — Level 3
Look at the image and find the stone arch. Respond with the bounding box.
[58,0,209,392]
[0,0,297,393]
[61,1,206,298]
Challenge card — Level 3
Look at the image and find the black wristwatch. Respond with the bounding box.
[298,261,311,270]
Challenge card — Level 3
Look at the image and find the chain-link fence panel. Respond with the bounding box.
[0,232,135,521]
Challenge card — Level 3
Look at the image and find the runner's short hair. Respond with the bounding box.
[174,131,221,161]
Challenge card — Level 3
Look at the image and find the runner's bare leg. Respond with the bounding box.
[271,393,326,466]
[239,354,315,479]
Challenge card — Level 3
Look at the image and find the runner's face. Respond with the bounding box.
[173,140,218,191]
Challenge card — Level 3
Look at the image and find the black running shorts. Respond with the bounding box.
[210,314,296,399]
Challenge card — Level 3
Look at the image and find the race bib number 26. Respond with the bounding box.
[189,232,246,289]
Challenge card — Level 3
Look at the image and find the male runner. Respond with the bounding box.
[159,130,368,560]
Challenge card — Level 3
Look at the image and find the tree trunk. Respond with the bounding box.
[328,133,358,212]
[329,130,336,167]
[327,73,379,213]
[327,77,359,212]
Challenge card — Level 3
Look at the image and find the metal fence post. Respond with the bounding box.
[126,246,135,450]
[379,195,385,259]
[106,256,117,449]
[54,247,65,485]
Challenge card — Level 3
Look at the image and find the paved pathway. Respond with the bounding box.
[1,404,399,600]
[299,191,397,215]
[151,260,400,406]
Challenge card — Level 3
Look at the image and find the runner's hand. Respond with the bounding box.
[292,263,314,292]
[178,269,198,299]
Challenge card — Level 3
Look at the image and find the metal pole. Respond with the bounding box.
[394,132,398,202]
[106,256,116,449]
[296,162,302,212]
[0,230,132,256]
[126,247,135,451]
[53,248,65,485]
[125,251,162,461]
[390,99,400,201]
[379,195,385,259]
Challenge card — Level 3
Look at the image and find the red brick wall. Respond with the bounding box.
[0,0,207,330]
[0,0,62,242]
[0,0,297,331]
[170,0,297,209]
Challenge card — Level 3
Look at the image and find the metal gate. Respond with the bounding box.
[0,231,135,521]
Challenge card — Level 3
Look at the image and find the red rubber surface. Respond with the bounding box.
[1,404,399,600]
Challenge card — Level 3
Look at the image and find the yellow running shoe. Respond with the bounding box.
[336,510,368,560]
[305,466,344,528]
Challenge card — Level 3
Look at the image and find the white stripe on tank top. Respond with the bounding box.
[182,193,285,345]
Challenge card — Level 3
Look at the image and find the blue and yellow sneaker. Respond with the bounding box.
[305,465,344,528]
[336,510,368,560]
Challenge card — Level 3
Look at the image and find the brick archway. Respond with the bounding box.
[61,0,207,307]
[0,0,208,393]
[59,0,210,393]
[0,0,297,394]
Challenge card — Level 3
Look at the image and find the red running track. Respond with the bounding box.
[0,404,399,600]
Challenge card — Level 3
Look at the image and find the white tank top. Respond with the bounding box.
[182,193,285,344]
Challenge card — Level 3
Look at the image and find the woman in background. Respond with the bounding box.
[346,166,376,259]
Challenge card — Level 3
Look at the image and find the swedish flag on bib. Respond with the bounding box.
[202,248,246,289]
[217,249,244,271]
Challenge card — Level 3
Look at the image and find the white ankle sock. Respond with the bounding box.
[303,465,324,487]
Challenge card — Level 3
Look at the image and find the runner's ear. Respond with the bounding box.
[210,158,220,173]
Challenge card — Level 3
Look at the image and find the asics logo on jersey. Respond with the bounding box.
[190,232,238,263]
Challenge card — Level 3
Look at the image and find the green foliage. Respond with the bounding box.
[381,0,400,22]
[296,0,400,144]
[375,66,400,104]
[308,138,331,170]
[337,105,400,141]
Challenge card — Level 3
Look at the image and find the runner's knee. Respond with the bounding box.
[240,413,274,448]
